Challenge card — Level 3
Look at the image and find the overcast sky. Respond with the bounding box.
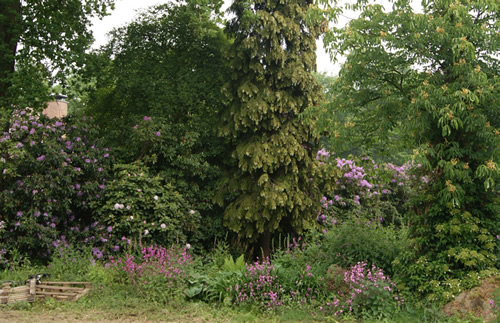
[90,0,348,76]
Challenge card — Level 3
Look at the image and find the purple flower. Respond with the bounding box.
[92,247,103,259]
[29,128,35,134]
[15,222,20,227]
[104,153,109,158]
[15,142,23,148]
[16,211,23,217]
[155,131,161,136]
[37,155,46,161]
[85,158,91,163]
[34,211,41,217]
[107,226,113,232]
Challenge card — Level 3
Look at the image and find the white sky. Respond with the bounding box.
[90,0,345,76]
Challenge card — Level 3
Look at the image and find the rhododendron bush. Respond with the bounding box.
[96,162,200,251]
[316,149,422,227]
[0,110,113,263]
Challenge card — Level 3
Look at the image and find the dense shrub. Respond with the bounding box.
[95,162,199,251]
[320,219,408,276]
[316,149,420,227]
[105,115,226,248]
[0,110,113,264]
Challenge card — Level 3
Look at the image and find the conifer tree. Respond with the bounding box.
[217,0,325,254]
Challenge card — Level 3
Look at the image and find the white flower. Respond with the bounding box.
[160,223,166,229]
[189,210,195,215]
[114,203,121,210]
[126,205,131,210]
[185,243,191,250]
[154,195,158,201]
[144,229,149,235]
[129,216,133,220]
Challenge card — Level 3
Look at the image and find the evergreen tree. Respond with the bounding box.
[217,0,325,255]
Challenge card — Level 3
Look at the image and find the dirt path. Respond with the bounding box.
[0,309,209,323]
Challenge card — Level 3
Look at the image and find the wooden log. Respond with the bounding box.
[36,291,78,297]
[41,281,91,287]
[36,285,85,291]
[72,288,90,301]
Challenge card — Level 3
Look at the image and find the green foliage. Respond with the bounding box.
[321,219,408,276]
[82,1,230,246]
[96,163,199,249]
[217,0,326,246]
[223,254,246,272]
[319,0,499,302]
[0,111,113,264]
[0,0,115,109]
[185,247,246,303]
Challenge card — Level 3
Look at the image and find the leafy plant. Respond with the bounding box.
[110,245,192,304]
[0,111,113,264]
[95,162,199,250]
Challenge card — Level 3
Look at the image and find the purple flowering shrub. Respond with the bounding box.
[226,258,285,309]
[95,162,200,251]
[223,256,326,311]
[0,110,113,265]
[322,261,403,319]
[109,245,192,303]
[316,149,421,226]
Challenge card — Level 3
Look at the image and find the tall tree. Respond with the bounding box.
[320,0,499,301]
[217,0,325,256]
[83,1,230,246]
[0,0,115,109]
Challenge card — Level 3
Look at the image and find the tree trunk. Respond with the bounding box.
[260,230,271,260]
[0,0,21,101]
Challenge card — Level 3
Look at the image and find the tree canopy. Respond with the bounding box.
[317,0,499,301]
[81,0,231,245]
[0,0,115,109]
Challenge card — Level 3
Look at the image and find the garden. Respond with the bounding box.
[0,0,499,321]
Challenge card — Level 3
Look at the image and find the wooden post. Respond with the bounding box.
[0,283,11,304]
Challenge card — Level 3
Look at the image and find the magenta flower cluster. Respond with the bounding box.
[227,258,321,310]
[228,258,285,309]
[110,245,192,291]
[321,262,403,317]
